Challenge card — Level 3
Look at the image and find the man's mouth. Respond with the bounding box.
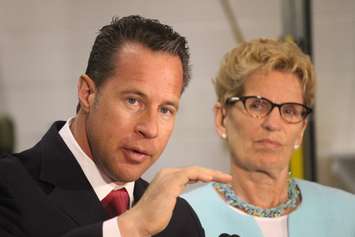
[121,146,152,163]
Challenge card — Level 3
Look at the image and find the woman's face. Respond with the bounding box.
[215,70,307,175]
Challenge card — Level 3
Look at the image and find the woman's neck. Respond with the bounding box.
[230,165,290,209]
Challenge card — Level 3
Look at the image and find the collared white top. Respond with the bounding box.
[59,118,134,237]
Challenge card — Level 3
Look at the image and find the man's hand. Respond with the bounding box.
[118,166,231,237]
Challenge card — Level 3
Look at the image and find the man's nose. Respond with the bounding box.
[135,110,159,138]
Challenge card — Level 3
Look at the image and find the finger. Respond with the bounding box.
[181,166,232,184]
[210,170,232,183]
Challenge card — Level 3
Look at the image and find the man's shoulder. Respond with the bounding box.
[0,120,69,180]
[0,154,34,188]
[0,154,26,171]
[0,144,43,180]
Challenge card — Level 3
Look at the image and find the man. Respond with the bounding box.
[0,15,231,237]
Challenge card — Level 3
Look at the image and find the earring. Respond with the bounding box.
[288,170,292,177]
[221,133,227,139]
[294,144,300,149]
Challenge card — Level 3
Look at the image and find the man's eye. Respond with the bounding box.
[127,97,138,105]
[160,107,175,116]
[160,107,170,114]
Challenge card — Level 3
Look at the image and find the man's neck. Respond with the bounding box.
[70,114,94,161]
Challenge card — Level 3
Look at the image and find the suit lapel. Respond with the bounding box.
[36,121,151,225]
[133,178,149,205]
[38,121,107,225]
[47,186,106,225]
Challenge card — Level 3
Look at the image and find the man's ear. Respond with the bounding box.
[77,74,97,113]
[214,102,227,139]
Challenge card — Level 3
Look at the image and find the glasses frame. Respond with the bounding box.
[225,95,312,124]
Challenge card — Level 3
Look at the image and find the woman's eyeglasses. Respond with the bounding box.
[225,95,312,124]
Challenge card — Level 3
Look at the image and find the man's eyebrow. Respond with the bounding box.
[164,101,180,111]
[120,89,147,98]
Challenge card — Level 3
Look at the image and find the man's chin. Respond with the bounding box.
[110,169,147,183]
[116,175,140,183]
[105,162,154,183]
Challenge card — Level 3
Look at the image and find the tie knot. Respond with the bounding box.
[101,188,130,218]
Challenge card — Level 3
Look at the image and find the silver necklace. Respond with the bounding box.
[213,179,300,218]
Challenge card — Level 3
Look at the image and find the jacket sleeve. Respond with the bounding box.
[154,197,205,237]
[0,184,27,237]
[0,181,103,237]
[0,156,104,237]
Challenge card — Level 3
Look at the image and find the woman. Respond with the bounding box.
[183,39,355,237]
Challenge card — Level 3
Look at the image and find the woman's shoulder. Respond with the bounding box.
[182,183,229,211]
[296,179,355,204]
[182,183,215,200]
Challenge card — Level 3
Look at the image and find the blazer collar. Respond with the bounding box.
[38,121,88,188]
[133,178,149,205]
[38,121,107,224]
[37,121,151,224]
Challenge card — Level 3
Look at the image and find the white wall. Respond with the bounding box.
[1,0,354,187]
[6,0,355,188]
[313,0,355,158]
[0,0,283,182]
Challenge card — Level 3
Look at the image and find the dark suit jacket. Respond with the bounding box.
[0,121,204,237]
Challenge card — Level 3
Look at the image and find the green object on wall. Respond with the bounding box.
[0,115,15,154]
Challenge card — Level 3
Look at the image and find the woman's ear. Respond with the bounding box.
[294,119,308,149]
[77,74,97,113]
[214,102,227,139]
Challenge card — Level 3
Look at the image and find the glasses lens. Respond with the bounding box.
[280,104,308,123]
[244,97,271,118]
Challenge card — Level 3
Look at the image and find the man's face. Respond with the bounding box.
[85,43,183,183]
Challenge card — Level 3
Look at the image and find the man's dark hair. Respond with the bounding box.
[85,15,190,91]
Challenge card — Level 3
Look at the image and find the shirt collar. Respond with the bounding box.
[58,117,135,206]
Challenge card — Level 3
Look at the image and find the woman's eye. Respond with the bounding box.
[283,106,296,115]
[250,100,264,110]
[251,102,261,108]
[284,108,293,114]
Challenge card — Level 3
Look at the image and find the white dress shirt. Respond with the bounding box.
[59,118,135,237]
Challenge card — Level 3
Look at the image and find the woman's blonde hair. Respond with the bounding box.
[214,38,316,107]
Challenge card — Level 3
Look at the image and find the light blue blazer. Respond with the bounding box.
[183,180,355,237]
